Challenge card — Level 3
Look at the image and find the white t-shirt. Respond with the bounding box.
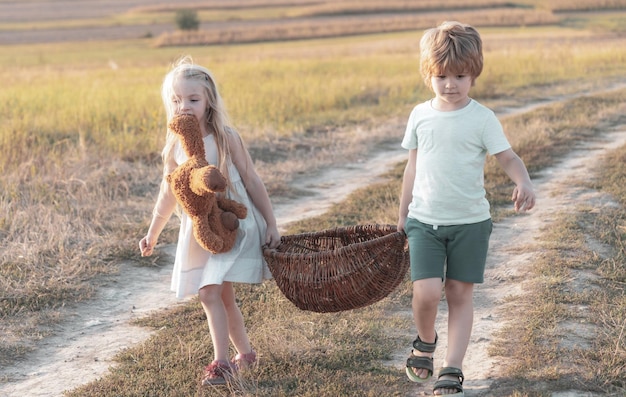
[401,99,511,226]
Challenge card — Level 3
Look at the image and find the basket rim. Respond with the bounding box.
[263,224,404,260]
[279,223,397,238]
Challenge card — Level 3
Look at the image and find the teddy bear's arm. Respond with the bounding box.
[189,164,226,196]
[217,198,248,219]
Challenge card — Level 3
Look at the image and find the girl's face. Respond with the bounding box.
[171,78,209,132]
[430,72,473,111]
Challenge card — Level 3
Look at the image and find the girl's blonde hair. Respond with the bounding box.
[161,56,238,192]
[420,21,483,89]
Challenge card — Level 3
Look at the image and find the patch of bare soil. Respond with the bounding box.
[1,88,625,396]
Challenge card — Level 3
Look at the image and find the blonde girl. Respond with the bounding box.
[139,56,280,386]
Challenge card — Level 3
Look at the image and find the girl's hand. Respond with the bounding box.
[139,236,156,257]
[264,225,281,249]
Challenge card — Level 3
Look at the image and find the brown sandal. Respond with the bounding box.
[406,333,438,382]
[433,367,464,396]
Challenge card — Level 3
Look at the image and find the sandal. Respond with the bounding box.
[433,367,464,396]
[405,332,438,382]
[201,360,234,386]
[231,350,257,370]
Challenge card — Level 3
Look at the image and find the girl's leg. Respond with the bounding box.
[410,277,444,379]
[198,284,230,362]
[435,278,474,395]
[221,282,253,355]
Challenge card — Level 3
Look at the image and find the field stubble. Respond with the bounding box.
[1,2,626,395]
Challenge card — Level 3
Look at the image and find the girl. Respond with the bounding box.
[139,56,281,386]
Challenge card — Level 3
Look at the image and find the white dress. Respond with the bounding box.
[170,134,272,299]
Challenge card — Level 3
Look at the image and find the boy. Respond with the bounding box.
[397,21,535,396]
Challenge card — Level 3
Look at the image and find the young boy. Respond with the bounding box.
[397,21,535,396]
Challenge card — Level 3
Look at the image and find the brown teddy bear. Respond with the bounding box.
[166,114,247,254]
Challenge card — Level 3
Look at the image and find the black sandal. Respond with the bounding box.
[405,333,437,382]
[433,367,464,396]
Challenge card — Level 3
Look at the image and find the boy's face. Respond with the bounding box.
[430,72,473,111]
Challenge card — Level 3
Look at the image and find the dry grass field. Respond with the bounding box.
[1,0,625,396]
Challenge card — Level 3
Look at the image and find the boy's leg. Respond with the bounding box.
[434,219,491,395]
[405,217,447,380]
[433,279,473,395]
[410,277,444,379]
[443,279,474,369]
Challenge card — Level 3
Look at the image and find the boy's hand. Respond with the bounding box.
[511,183,536,212]
[397,217,407,234]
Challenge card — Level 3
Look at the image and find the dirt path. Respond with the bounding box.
[1,90,624,396]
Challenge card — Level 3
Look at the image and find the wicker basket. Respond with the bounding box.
[263,224,409,313]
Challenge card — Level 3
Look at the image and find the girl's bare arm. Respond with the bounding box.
[228,132,281,248]
[140,158,178,256]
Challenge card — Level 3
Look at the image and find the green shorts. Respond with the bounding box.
[405,217,493,283]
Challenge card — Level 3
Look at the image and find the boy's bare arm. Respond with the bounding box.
[398,149,417,232]
[494,148,536,212]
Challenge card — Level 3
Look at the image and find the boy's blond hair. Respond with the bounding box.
[420,21,483,89]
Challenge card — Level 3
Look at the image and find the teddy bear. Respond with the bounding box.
[166,114,247,254]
